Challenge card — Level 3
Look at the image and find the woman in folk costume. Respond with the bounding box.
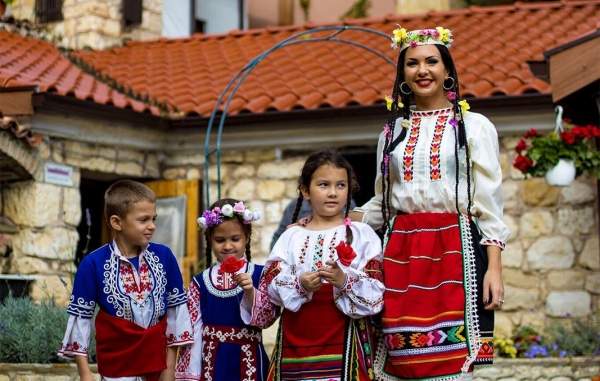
[351,27,510,380]
[175,198,269,381]
[244,150,385,381]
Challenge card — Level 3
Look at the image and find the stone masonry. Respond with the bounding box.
[1,137,158,306]
[9,0,163,49]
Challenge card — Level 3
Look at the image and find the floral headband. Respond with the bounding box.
[391,26,453,51]
[197,201,261,229]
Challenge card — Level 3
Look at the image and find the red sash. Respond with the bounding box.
[95,309,167,380]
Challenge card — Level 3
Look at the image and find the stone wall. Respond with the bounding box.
[165,135,600,339]
[1,358,598,380]
[0,137,158,306]
[9,0,163,49]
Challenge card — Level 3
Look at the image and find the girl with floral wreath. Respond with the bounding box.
[350,27,510,380]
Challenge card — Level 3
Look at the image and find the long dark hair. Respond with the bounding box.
[381,44,473,232]
[292,149,359,244]
[205,198,252,266]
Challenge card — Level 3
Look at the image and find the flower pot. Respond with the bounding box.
[545,159,576,187]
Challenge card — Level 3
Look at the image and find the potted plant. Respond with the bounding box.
[513,122,600,186]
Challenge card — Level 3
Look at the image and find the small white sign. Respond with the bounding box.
[44,162,74,187]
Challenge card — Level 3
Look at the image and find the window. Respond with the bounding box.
[35,0,63,23]
[123,0,143,27]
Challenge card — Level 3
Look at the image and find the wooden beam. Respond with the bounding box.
[549,37,600,102]
[0,90,34,116]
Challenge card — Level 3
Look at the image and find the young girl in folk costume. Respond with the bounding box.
[175,198,269,381]
[351,27,510,380]
[245,149,385,381]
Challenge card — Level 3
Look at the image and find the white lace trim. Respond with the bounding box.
[202,263,255,298]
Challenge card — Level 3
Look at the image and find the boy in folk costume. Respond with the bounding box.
[59,180,193,381]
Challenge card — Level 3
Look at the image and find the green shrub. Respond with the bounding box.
[545,318,600,357]
[0,296,96,363]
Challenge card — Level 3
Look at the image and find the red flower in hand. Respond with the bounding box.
[335,242,356,267]
[219,256,245,275]
[513,154,533,173]
[515,138,527,153]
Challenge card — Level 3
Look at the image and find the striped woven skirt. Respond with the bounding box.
[374,212,494,381]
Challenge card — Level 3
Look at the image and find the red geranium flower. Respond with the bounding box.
[335,242,356,267]
[515,138,527,153]
[513,155,533,173]
[523,128,539,139]
[219,256,245,274]
[560,131,576,145]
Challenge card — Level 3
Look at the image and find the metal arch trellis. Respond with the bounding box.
[203,25,396,210]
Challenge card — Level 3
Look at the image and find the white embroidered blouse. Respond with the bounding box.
[245,222,384,326]
[355,108,510,249]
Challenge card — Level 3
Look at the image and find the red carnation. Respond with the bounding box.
[335,242,357,267]
[515,138,527,153]
[513,154,533,173]
[524,128,539,139]
[561,131,576,145]
[219,256,245,275]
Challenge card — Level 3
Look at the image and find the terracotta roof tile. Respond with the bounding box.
[0,29,158,115]
[2,1,600,118]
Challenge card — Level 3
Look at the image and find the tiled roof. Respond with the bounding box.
[0,27,160,115]
[2,1,600,118]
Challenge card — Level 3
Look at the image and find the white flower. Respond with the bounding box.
[221,204,234,217]
[252,210,262,222]
[242,209,253,222]
[197,216,206,228]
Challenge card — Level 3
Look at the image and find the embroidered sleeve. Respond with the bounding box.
[469,115,510,250]
[166,303,194,346]
[67,255,97,319]
[175,279,202,380]
[267,232,313,313]
[58,315,92,359]
[164,248,188,308]
[333,226,385,319]
[354,131,387,229]
[241,261,282,328]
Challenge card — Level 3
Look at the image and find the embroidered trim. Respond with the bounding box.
[386,280,463,293]
[103,248,133,320]
[202,262,255,298]
[311,233,325,271]
[167,287,188,307]
[383,320,465,334]
[66,296,96,319]
[59,341,88,356]
[143,248,168,325]
[459,215,482,374]
[391,224,459,234]
[411,107,453,117]
[481,238,506,250]
[202,325,261,381]
[389,342,467,357]
[429,114,449,181]
[251,262,280,328]
[384,251,461,265]
[402,116,422,182]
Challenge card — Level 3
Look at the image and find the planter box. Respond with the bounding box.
[1,358,598,380]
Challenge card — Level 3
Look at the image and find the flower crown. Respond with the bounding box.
[391,26,453,51]
[197,201,261,229]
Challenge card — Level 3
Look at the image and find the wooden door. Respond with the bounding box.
[145,179,201,285]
